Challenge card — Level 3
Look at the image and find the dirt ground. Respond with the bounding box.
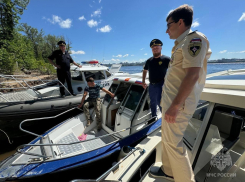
[0,71,57,93]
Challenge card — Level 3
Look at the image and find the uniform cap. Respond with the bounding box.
[57,41,66,46]
[150,39,163,48]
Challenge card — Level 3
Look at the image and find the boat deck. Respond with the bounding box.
[57,129,117,156]
[0,91,38,102]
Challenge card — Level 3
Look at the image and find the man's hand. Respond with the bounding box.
[142,82,147,89]
[111,93,115,98]
[78,65,82,68]
[78,103,83,108]
[164,104,180,123]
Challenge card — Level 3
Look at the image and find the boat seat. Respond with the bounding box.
[211,110,244,150]
[38,87,58,95]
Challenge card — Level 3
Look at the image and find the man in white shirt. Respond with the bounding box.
[149,4,212,182]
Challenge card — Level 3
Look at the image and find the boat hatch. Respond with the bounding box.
[109,64,122,74]
[103,82,131,130]
[115,84,145,136]
[102,81,146,137]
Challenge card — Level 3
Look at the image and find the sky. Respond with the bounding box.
[19,0,245,63]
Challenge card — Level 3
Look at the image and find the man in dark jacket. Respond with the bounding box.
[48,41,82,97]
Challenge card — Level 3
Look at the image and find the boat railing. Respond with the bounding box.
[0,74,72,102]
[16,108,156,159]
[206,69,245,78]
[70,146,145,182]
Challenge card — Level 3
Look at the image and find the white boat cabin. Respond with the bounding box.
[68,63,126,96]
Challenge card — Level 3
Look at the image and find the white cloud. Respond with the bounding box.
[144,53,147,55]
[123,54,129,57]
[71,50,86,55]
[91,8,102,17]
[111,58,120,61]
[167,9,173,16]
[192,19,200,28]
[87,19,98,27]
[97,25,112,32]
[228,50,245,54]
[45,15,72,28]
[99,0,101,3]
[131,55,134,56]
[113,54,122,58]
[78,16,86,21]
[238,13,245,22]
[140,48,144,50]
[89,4,93,8]
[219,50,227,53]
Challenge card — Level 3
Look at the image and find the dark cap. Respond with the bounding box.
[57,41,66,46]
[150,39,163,48]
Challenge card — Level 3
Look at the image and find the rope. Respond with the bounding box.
[0,128,13,144]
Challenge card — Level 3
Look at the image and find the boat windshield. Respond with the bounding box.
[84,71,105,80]
[184,100,210,148]
[104,83,118,103]
[71,71,83,81]
[122,85,144,111]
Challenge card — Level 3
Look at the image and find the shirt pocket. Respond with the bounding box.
[171,49,183,67]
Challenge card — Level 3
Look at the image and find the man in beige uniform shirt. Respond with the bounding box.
[149,5,212,182]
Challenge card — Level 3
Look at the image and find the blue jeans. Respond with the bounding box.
[149,81,163,117]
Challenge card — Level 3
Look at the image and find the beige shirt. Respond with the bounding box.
[161,29,212,115]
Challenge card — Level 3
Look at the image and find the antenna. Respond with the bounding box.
[91,45,93,60]
[102,44,105,63]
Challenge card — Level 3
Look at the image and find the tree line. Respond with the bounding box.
[0,0,72,75]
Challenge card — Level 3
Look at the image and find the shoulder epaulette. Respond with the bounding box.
[188,30,197,35]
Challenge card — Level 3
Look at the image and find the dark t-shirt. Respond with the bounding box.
[144,55,170,83]
[48,50,74,71]
[84,84,103,99]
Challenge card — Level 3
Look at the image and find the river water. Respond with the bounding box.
[120,63,245,74]
[0,63,244,161]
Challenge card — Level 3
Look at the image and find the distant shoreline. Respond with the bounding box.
[207,62,245,64]
[104,61,245,67]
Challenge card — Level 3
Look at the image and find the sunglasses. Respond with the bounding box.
[167,21,175,29]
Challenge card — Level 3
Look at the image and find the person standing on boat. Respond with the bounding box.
[142,39,170,117]
[78,77,114,131]
[149,5,212,182]
[48,41,82,97]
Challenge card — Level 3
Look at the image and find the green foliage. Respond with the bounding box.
[0,1,71,75]
[0,0,30,46]
[0,31,37,74]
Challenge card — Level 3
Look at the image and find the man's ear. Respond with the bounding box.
[179,19,185,27]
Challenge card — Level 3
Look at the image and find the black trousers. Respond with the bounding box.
[57,70,74,95]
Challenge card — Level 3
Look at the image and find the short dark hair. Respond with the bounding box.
[166,4,193,27]
[86,77,94,82]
